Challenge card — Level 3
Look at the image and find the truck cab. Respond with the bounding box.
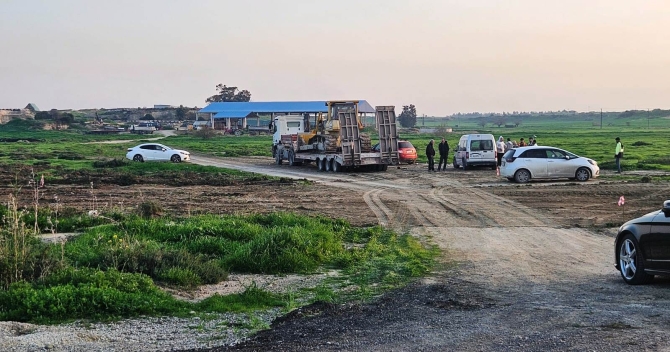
[272,115,304,146]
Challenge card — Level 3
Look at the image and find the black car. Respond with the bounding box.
[615,200,670,284]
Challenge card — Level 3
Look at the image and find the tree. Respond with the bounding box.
[34,111,51,120]
[398,104,417,128]
[141,113,154,120]
[493,117,506,127]
[175,105,188,120]
[514,120,522,127]
[479,121,487,128]
[206,84,252,103]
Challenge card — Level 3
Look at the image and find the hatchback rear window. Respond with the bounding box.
[398,142,413,148]
[470,140,493,151]
[503,150,515,158]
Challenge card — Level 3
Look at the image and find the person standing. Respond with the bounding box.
[506,138,514,151]
[615,137,624,173]
[496,136,506,167]
[426,139,436,172]
[530,135,538,146]
[437,138,449,171]
[519,138,526,147]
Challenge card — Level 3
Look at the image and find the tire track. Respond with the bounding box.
[362,189,393,227]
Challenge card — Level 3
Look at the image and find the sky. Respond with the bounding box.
[1,0,669,116]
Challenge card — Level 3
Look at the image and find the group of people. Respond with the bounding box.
[424,134,627,174]
[425,138,450,171]
[495,135,538,166]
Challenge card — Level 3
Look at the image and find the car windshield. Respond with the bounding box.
[398,141,413,148]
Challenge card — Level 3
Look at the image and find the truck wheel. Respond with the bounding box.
[275,151,283,165]
[234,130,242,136]
[333,160,341,172]
[288,150,296,166]
[316,158,323,171]
[326,158,333,172]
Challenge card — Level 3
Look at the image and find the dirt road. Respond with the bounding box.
[190,156,670,352]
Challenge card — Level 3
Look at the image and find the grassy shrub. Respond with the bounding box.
[0,197,64,290]
[0,268,187,323]
[93,158,129,168]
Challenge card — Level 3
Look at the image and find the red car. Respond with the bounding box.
[373,140,417,164]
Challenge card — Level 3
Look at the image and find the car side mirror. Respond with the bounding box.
[565,155,570,160]
[663,200,670,216]
[162,148,167,152]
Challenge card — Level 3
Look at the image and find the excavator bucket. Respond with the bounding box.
[375,106,399,165]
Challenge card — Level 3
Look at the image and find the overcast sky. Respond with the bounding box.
[1,0,669,115]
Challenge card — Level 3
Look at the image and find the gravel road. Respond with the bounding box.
[190,156,670,352]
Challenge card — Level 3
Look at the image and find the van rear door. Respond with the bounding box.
[469,139,494,161]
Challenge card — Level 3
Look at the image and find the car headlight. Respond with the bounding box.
[587,159,596,166]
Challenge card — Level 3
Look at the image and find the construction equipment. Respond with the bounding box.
[272,101,399,172]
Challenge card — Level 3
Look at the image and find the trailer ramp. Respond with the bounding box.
[376,106,399,165]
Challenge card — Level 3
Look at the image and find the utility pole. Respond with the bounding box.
[600,109,603,129]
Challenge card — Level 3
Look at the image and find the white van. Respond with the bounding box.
[453,134,497,170]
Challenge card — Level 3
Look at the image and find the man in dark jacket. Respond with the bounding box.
[437,138,450,171]
[426,139,436,171]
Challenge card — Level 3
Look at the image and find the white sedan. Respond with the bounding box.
[126,143,191,163]
[500,146,599,183]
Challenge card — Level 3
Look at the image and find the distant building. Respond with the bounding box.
[24,103,40,112]
[154,105,176,109]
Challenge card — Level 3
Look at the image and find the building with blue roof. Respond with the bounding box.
[197,100,375,130]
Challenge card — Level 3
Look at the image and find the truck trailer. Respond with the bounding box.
[272,101,399,172]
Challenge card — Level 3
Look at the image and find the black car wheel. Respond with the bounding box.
[575,167,590,182]
[514,169,531,183]
[170,155,181,163]
[133,154,144,162]
[618,234,654,285]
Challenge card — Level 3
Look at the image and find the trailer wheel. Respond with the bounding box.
[275,150,283,165]
[325,158,333,172]
[317,158,324,171]
[332,160,342,172]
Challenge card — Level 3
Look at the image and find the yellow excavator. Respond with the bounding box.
[296,100,371,153]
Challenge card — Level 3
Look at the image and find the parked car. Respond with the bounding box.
[453,134,497,170]
[615,200,670,284]
[499,146,599,183]
[126,143,190,163]
[372,140,417,164]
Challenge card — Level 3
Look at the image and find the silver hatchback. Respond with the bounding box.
[500,146,599,183]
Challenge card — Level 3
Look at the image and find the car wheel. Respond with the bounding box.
[514,169,531,183]
[618,234,654,285]
[575,167,590,182]
[462,158,468,170]
[133,154,144,162]
[170,155,181,163]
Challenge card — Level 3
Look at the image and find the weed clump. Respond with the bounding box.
[93,158,129,168]
[137,201,163,219]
